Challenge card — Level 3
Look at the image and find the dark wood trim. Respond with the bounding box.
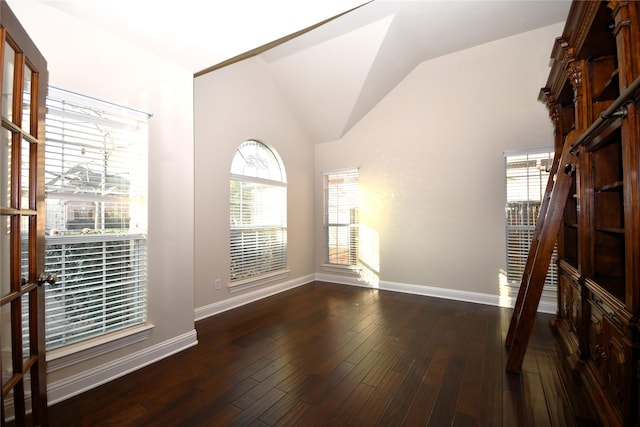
[0,1,49,425]
[0,0,47,84]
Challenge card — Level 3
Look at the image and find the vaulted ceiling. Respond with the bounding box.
[37,0,571,144]
[257,1,571,142]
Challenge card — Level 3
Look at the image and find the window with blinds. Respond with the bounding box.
[505,149,557,288]
[230,140,287,283]
[324,168,359,266]
[42,86,149,350]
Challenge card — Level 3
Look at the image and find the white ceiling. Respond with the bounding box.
[258,1,572,142]
[32,0,369,72]
[32,0,571,143]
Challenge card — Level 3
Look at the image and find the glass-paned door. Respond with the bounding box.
[0,1,49,425]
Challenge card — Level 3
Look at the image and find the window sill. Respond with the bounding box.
[321,263,361,276]
[46,323,155,372]
[228,270,290,293]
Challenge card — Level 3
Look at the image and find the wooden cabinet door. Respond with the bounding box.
[603,319,630,410]
[587,302,605,382]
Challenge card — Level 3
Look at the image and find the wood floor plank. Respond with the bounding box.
[402,346,450,425]
[314,321,381,376]
[324,382,376,426]
[228,387,286,427]
[176,378,257,426]
[479,308,505,427]
[347,369,404,426]
[43,281,599,427]
[174,395,242,425]
[272,366,314,394]
[301,360,356,405]
[502,387,525,427]
[535,349,573,426]
[139,380,212,423]
[452,410,478,427]
[522,370,551,426]
[344,324,389,366]
[258,373,318,425]
[272,400,315,427]
[455,338,485,419]
[376,358,425,426]
[307,350,383,425]
[233,362,298,410]
[426,353,466,427]
[361,336,405,387]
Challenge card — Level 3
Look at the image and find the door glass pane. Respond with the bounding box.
[1,300,13,387]
[21,292,30,362]
[2,42,15,121]
[21,215,29,279]
[21,139,30,208]
[0,216,9,298]
[1,128,10,207]
[22,65,32,132]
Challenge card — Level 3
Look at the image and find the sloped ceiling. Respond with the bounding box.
[264,15,394,143]
[258,1,571,143]
[35,0,571,144]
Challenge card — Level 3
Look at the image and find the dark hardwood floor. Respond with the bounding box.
[46,281,600,426]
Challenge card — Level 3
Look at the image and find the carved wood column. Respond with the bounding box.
[609,0,640,89]
[567,60,592,277]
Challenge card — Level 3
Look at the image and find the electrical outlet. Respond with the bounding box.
[214,279,221,290]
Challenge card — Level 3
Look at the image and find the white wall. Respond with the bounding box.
[193,57,316,316]
[315,23,563,301]
[193,22,562,316]
[8,0,196,402]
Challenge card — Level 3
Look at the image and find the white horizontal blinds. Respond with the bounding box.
[505,149,557,288]
[45,87,148,209]
[43,237,147,348]
[230,140,287,282]
[324,168,359,266]
[42,86,149,350]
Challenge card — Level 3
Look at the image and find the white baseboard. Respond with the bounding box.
[538,300,557,314]
[194,273,314,321]
[38,274,555,412]
[315,272,557,314]
[47,329,198,405]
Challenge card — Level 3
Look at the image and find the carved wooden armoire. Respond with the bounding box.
[538,1,640,426]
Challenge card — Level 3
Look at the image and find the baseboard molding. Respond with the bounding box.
[40,273,555,411]
[538,300,556,314]
[47,329,198,405]
[315,272,557,314]
[194,273,314,321]
[43,274,554,407]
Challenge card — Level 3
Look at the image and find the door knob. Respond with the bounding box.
[37,273,57,286]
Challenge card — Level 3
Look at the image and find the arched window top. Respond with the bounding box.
[231,140,286,183]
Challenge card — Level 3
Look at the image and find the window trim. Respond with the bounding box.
[46,323,154,371]
[227,269,290,294]
[323,167,360,270]
[504,147,557,290]
[42,85,150,352]
[229,140,288,286]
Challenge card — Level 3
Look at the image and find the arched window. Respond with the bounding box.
[230,140,287,287]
